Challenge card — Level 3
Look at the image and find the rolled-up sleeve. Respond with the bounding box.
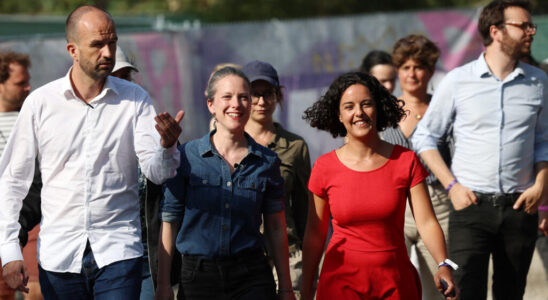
[412,72,456,154]
[535,77,548,163]
[134,93,180,185]
[161,148,186,223]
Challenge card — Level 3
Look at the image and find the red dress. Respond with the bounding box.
[308,145,428,299]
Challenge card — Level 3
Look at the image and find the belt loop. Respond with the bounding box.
[473,192,483,205]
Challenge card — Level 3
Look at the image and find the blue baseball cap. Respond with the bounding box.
[242,60,279,88]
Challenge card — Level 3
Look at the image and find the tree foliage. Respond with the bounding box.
[1,0,548,20]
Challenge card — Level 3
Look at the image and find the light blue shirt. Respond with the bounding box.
[412,53,548,194]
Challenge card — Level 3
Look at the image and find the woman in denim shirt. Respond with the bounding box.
[156,67,295,300]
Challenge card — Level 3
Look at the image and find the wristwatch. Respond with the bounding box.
[438,258,459,270]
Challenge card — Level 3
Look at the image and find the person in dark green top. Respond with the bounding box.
[243,60,312,296]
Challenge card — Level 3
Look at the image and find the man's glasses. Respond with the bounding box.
[504,21,537,34]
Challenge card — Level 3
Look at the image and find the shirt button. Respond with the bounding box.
[222,225,228,231]
[227,181,232,187]
[225,203,230,209]
[202,179,207,184]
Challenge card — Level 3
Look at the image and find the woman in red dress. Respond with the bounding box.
[300,72,457,300]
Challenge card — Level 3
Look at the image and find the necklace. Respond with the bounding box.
[403,95,430,121]
[406,110,422,120]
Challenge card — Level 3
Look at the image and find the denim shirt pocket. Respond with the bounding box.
[187,173,222,212]
[235,177,267,214]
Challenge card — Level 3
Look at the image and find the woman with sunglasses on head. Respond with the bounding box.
[243,61,312,297]
[382,34,453,300]
[300,72,457,300]
[156,67,295,300]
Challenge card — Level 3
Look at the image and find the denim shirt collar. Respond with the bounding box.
[197,130,264,159]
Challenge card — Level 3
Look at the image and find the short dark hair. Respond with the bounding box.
[358,50,393,74]
[303,72,405,138]
[478,0,531,46]
[392,34,440,71]
[0,51,31,83]
[206,66,250,101]
[66,5,112,43]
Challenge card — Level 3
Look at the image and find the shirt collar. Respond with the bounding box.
[475,52,525,80]
[61,68,75,99]
[475,53,492,78]
[61,67,119,102]
[198,130,264,159]
[268,122,288,149]
[513,61,526,78]
[103,76,120,96]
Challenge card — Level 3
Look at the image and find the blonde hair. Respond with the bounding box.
[204,63,242,97]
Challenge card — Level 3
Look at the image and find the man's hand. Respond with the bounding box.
[2,260,29,293]
[449,183,477,211]
[513,184,542,214]
[155,110,184,148]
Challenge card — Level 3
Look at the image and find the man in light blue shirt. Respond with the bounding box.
[412,0,548,299]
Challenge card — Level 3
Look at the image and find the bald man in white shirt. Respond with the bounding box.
[0,6,184,299]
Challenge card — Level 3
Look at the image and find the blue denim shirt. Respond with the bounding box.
[161,131,284,258]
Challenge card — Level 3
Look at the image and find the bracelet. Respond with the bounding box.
[445,179,458,193]
[539,205,548,212]
[438,263,452,269]
[438,258,459,270]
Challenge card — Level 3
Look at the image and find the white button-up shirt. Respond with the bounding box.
[0,70,180,272]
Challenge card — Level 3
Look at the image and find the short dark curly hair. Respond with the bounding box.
[303,72,404,138]
[392,34,440,71]
[478,0,531,46]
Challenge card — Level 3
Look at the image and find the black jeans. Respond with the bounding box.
[178,249,276,300]
[448,193,538,300]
